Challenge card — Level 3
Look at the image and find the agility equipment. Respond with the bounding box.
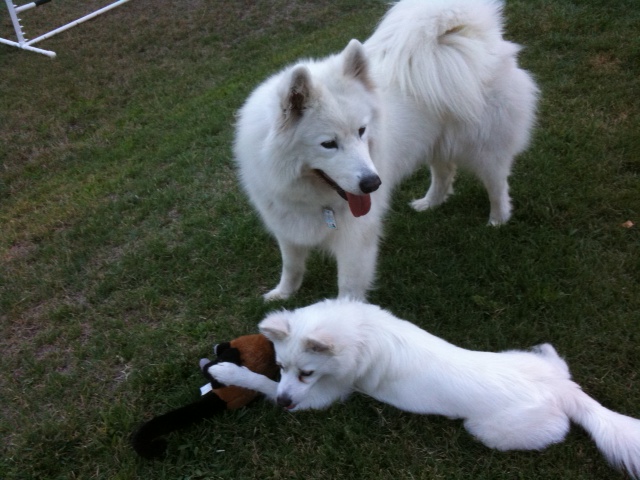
[1,0,131,58]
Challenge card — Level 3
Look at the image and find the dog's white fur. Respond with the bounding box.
[209,299,640,477]
[234,0,539,301]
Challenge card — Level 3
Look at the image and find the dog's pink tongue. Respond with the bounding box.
[346,193,371,217]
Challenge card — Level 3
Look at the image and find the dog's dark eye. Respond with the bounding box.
[321,140,338,149]
[299,370,314,378]
[358,126,366,137]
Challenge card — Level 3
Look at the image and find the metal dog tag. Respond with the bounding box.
[323,207,337,229]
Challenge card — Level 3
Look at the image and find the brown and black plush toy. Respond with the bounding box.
[131,334,278,459]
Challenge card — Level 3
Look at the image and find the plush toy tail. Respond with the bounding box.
[131,391,227,459]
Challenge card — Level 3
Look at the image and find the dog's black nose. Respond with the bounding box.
[277,394,293,408]
[359,174,381,194]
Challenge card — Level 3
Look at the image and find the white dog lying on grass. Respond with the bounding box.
[208,299,640,478]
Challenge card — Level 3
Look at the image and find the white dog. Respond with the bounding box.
[208,299,640,477]
[234,0,538,300]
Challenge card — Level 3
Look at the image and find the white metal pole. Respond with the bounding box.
[16,2,36,13]
[4,0,27,44]
[25,0,132,46]
[16,0,53,13]
[0,36,56,57]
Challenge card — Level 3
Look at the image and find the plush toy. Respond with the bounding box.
[131,334,278,459]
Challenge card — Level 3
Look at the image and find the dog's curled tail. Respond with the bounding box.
[365,0,518,122]
[563,386,640,478]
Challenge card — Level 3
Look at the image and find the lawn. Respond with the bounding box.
[1,1,639,479]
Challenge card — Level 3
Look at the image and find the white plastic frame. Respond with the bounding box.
[1,0,131,58]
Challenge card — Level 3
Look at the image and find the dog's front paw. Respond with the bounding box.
[410,193,450,212]
[207,362,248,387]
[263,288,292,301]
[487,212,511,227]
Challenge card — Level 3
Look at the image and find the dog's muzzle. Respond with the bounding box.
[277,393,294,409]
[313,169,380,217]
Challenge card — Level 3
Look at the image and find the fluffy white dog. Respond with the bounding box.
[234,0,539,300]
[209,299,640,478]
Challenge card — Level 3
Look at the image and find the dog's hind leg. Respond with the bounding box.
[264,240,310,301]
[411,160,456,212]
[530,343,571,376]
[484,174,512,226]
[470,156,513,226]
[464,405,569,451]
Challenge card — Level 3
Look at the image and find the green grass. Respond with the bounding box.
[1,0,639,478]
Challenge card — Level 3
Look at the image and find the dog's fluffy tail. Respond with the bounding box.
[365,0,519,121]
[562,385,640,478]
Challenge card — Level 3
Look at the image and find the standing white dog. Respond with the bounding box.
[234,0,539,300]
[208,299,640,478]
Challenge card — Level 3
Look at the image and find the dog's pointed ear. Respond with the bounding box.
[305,334,334,355]
[259,310,291,341]
[343,39,374,91]
[281,65,313,125]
